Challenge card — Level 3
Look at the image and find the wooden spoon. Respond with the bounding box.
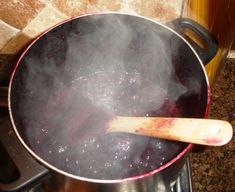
[107,116,233,146]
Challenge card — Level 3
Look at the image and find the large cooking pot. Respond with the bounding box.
[8,13,217,191]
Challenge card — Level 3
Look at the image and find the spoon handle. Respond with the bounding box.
[107,117,233,146]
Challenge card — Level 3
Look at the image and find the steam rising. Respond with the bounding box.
[17,14,188,180]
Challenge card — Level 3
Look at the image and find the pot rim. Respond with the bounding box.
[8,12,210,184]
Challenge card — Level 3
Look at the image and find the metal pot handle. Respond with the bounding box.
[168,18,218,65]
[0,87,50,192]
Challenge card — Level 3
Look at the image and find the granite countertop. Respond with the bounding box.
[190,58,235,192]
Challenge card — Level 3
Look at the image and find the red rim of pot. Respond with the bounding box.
[8,12,210,184]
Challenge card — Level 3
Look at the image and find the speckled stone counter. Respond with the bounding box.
[190,58,235,192]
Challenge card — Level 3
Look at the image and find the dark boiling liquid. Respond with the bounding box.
[31,71,186,180]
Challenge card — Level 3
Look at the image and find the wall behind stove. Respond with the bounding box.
[0,0,183,55]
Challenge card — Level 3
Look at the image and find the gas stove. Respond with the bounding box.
[0,108,193,192]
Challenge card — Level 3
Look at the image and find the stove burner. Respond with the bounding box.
[0,109,192,192]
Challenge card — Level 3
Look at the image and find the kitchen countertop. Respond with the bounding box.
[190,58,235,192]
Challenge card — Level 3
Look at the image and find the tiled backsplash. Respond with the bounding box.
[0,0,183,54]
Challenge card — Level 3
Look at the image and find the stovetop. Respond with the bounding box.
[0,108,193,192]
